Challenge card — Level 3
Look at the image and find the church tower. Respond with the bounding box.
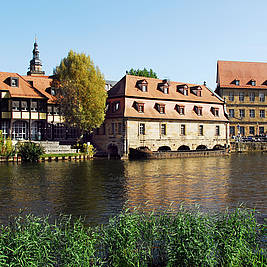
[27,39,45,76]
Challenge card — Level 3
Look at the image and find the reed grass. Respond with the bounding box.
[0,207,265,266]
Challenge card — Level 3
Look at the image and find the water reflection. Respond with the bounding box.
[0,153,266,225]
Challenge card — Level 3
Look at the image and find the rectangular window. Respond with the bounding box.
[11,77,19,87]
[239,92,244,102]
[259,92,265,102]
[260,110,265,118]
[259,127,264,134]
[139,123,145,135]
[195,106,203,116]
[0,121,10,138]
[117,123,122,135]
[239,109,245,118]
[230,126,235,136]
[111,123,115,135]
[249,92,255,102]
[137,103,144,113]
[31,101,37,112]
[212,107,219,116]
[53,106,60,115]
[176,105,185,115]
[21,101,28,111]
[141,85,147,92]
[249,109,255,118]
[180,124,186,136]
[239,126,245,136]
[161,124,166,135]
[12,101,20,111]
[199,125,204,136]
[215,126,220,136]
[47,106,53,115]
[249,126,255,135]
[229,92,234,101]
[229,109,235,118]
[159,105,165,114]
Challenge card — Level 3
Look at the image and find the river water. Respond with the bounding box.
[0,153,266,225]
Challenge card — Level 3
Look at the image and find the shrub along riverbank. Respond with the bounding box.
[0,207,266,266]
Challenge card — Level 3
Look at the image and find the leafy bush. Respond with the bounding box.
[0,131,15,158]
[17,142,45,162]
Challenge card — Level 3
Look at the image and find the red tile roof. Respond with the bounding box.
[217,60,267,89]
[0,72,45,99]
[23,75,56,103]
[107,75,227,122]
[109,75,223,103]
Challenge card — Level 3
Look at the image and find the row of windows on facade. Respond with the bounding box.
[230,79,266,86]
[5,100,59,115]
[96,122,221,137]
[0,121,78,140]
[229,125,265,136]
[136,80,203,96]
[108,101,220,116]
[138,124,221,136]
[228,109,266,118]
[228,92,265,102]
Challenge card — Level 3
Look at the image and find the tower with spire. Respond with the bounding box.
[27,38,45,76]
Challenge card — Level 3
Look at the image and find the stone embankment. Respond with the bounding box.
[129,148,228,160]
[230,142,267,153]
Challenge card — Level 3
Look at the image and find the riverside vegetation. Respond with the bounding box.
[0,207,265,266]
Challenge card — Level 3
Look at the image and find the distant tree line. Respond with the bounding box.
[126,68,158,78]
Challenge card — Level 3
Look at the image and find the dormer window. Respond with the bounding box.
[190,86,202,96]
[134,102,144,113]
[136,80,148,92]
[158,80,169,94]
[177,84,189,95]
[194,106,203,116]
[211,107,219,117]
[250,80,256,86]
[10,77,19,87]
[175,104,185,115]
[155,103,165,114]
[232,79,240,86]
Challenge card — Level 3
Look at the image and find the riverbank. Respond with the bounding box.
[0,207,265,266]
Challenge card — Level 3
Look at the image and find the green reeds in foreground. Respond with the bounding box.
[0,207,266,266]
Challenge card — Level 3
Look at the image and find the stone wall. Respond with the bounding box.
[91,118,229,157]
[230,141,267,152]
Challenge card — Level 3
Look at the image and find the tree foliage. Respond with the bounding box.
[54,50,107,133]
[126,68,158,78]
[0,131,15,158]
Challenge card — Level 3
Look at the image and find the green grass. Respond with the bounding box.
[0,207,265,266]
[40,152,84,158]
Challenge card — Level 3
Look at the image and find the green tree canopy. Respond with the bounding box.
[54,50,107,133]
[126,68,158,78]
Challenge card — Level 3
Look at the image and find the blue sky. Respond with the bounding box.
[1,0,267,90]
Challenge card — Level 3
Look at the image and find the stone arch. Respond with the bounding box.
[137,146,151,151]
[107,143,120,158]
[178,145,190,151]
[213,144,224,150]
[158,146,171,152]
[196,145,208,150]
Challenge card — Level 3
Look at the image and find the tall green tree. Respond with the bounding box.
[54,50,107,134]
[126,68,158,78]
